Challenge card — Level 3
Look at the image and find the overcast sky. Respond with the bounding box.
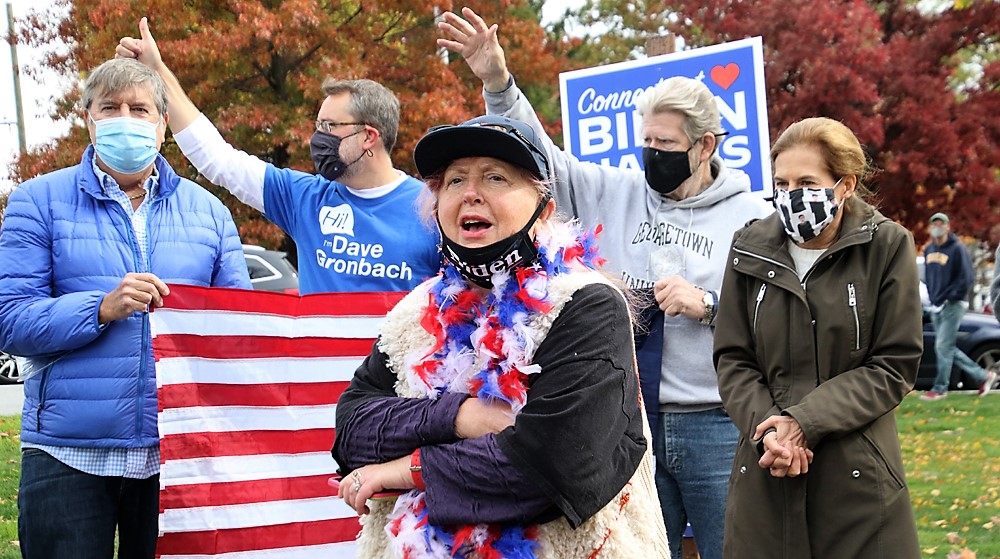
[0,0,585,193]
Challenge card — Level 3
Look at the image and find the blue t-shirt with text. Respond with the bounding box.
[263,165,441,294]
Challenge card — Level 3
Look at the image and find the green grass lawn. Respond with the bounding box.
[901,392,1000,559]
[0,416,20,559]
[0,394,995,559]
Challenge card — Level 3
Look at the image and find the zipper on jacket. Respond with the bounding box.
[847,283,860,350]
[35,358,53,432]
[135,198,160,443]
[752,284,767,334]
[110,199,149,443]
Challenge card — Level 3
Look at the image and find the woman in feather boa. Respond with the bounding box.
[331,115,669,559]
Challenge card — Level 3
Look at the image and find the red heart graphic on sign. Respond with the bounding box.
[710,63,740,90]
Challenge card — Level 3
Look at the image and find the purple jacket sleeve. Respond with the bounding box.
[332,346,554,524]
[422,435,554,525]
[332,348,468,469]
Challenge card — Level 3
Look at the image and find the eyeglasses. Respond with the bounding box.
[315,120,366,134]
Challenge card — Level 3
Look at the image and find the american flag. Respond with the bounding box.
[150,285,405,558]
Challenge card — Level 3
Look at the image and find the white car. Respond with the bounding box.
[0,352,18,385]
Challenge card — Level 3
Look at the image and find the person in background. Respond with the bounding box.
[713,117,921,558]
[331,115,668,558]
[437,8,772,559]
[117,18,440,294]
[0,58,250,559]
[989,245,1000,325]
[922,212,997,400]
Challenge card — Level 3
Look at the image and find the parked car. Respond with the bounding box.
[917,309,1000,391]
[243,244,299,294]
[0,352,18,385]
[915,255,1000,391]
[0,245,301,385]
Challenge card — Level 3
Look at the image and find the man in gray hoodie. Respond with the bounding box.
[438,9,773,559]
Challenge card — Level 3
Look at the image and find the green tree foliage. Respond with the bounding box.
[8,0,574,247]
[549,0,1000,241]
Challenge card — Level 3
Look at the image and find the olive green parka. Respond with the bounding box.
[713,196,921,558]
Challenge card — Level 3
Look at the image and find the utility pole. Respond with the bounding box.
[6,2,26,154]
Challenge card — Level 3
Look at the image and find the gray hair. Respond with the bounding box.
[321,78,400,153]
[635,76,723,145]
[81,58,168,117]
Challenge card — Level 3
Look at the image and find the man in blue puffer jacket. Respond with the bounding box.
[0,58,250,559]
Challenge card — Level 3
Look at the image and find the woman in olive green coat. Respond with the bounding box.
[713,118,921,558]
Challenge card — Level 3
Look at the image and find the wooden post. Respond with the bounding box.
[646,33,677,57]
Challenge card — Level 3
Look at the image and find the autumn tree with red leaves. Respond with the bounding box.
[550,0,1000,242]
[7,0,572,247]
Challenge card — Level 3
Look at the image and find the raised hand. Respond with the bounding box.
[437,7,511,92]
[115,17,164,71]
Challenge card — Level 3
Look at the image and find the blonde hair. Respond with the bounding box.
[771,117,874,199]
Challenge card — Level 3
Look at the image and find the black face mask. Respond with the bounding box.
[310,130,364,181]
[437,197,550,289]
[642,146,695,195]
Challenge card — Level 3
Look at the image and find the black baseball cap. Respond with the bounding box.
[413,115,550,182]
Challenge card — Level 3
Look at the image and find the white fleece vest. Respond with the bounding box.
[354,270,670,559]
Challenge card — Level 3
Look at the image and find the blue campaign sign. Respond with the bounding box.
[559,37,772,198]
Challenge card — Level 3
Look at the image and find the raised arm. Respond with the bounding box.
[437,7,511,93]
[117,18,268,211]
[117,17,198,132]
[438,8,641,224]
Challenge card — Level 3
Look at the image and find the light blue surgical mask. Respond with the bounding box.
[89,114,161,174]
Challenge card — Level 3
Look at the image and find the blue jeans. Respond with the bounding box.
[930,301,986,393]
[18,448,160,559]
[653,407,737,559]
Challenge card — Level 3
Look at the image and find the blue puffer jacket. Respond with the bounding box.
[0,146,250,448]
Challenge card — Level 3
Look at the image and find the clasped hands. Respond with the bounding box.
[753,415,813,478]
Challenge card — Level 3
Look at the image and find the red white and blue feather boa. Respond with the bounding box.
[385,220,605,559]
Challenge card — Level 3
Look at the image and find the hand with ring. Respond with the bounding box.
[336,469,365,511]
[337,456,415,515]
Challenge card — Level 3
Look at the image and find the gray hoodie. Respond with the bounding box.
[486,81,773,409]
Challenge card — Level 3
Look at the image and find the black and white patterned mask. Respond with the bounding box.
[774,178,843,244]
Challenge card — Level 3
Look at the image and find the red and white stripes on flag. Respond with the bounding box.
[150,285,405,558]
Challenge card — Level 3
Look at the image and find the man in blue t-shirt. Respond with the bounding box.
[922,212,997,400]
[118,18,440,294]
